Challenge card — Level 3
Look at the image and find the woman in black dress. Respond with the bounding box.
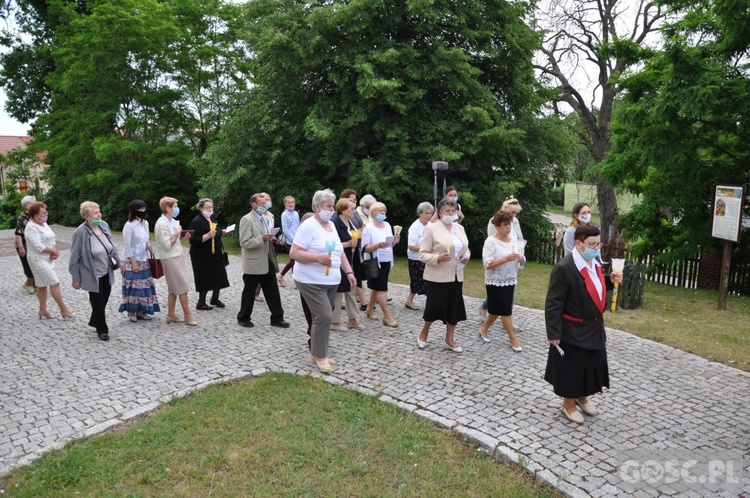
[544,225,622,424]
[188,198,230,310]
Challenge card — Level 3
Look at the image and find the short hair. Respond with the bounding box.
[197,198,213,210]
[80,201,99,219]
[28,201,47,217]
[260,192,271,202]
[445,185,457,195]
[570,202,590,227]
[492,209,514,227]
[159,196,178,213]
[437,197,456,215]
[359,194,376,208]
[335,197,355,215]
[369,201,386,214]
[21,195,36,208]
[340,189,357,199]
[417,202,434,215]
[128,199,147,221]
[311,189,336,210]
[575,224,600,241]
[250,193,265,206]
[284,195,295,203]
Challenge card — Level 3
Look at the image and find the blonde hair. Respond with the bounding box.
[369,201,386,215]
[79,201,99,218]
[284,195,295,203]
[159,196,178,213]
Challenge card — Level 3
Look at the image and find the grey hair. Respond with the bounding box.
[197,198,213,210]
[417,202,434,215]
[311,189,336,210]
[21,195,36,208]
[359,194,376,208]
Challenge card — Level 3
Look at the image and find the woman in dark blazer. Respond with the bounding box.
[544,224,622,424]
[188,198,230,310]
[330,198,364,330]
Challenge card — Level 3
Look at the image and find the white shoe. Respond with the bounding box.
[576,398,597,416]
[444,342,463,353]
[561,405,584,424]
[417,337,427,349]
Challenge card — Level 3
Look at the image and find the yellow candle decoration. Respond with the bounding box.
[610,258,625,312]
[209,222,217,254]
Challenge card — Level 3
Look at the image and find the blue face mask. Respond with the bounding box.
[266,201,272,209]
[172,207,180,218]
[376,214,387,222]
[582,247,599,261]
[257,206,267,214]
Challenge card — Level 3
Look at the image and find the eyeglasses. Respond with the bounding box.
[582,242,602,249]
[508,200,519,205]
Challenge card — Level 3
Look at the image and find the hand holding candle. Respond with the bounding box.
[610,258,625,312]
[325,240,336,276]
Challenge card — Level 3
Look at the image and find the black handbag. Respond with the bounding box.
[363,256,379,280]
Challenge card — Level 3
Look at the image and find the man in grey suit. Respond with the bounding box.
[237,193,289,328]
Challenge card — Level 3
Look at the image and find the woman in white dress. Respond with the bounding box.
[361,202,401,327]
[24,202,74,319]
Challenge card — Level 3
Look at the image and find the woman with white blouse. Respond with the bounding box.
[404,202,434,311]
[119,199,160,321]
[361,201,401,327]
[154,197,196,326]
[480,210,525,351]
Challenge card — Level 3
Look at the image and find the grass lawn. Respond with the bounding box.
[0,374,558,497]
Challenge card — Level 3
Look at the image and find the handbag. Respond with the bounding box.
[147,247,164,279]
[363,255,379,280]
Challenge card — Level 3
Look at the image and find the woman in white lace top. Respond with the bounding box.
[480,210,525,351]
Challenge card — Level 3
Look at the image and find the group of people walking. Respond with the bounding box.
[13,191,621,424]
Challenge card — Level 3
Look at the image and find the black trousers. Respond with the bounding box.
[237,265,284,323]
[88,274,112,334]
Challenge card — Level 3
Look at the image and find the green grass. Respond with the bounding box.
[0,374,558,498]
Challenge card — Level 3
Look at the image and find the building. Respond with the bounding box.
[0,135,50,197]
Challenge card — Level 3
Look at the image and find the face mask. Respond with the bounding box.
[441,214,458,225]
[136,210,148,219]
[203,210,213,218]
[375,214,387,222]
[39,216,48,224]
[172,207,180,218]
[91,219,103,226]
[363,208,370,216]
[257,206,267,214]
[578,213,591,224]
[318,209,334,222]
[582,247,599,261]
[266,201,272,209]
[449,195,458,202]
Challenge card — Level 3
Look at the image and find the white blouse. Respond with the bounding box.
[482,235,520,287]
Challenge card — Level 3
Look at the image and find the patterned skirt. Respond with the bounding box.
[408,259,427,295]
[118,261,160,315]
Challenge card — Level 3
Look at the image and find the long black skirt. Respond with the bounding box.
[423,279,467,325]
[544,343,609,398]
[408,259,427,295]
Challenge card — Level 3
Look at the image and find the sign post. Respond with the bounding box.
[710,185,745,310]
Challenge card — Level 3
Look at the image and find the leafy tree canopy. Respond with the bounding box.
[197,0,576,254]
[602,0,750,261]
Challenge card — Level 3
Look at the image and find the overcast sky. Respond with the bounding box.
[0,91,30,136]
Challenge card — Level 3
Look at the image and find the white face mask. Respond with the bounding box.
[203,210,213,218]
[318,209,334,222]
[578,213,591,224]
[363,208,370,216]
[441,214,458,225]
[449,195,458,202]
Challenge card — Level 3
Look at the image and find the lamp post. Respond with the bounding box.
[432,161,448,208]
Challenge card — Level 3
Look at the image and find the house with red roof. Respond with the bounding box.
[0,135,51,197]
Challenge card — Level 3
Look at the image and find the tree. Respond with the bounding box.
[602,0,750,261]
[1,0,248,227]
[535,0,666,241]
[196,0,576,255]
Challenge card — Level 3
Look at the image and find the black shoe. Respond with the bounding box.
[98,333,110,341]
[271,320,290,328]
[196,303,213,311]
[210,299,226,308]
[359,304,367,311]
[238,320,254,328]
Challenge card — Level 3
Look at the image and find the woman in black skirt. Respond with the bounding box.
[416,198,470,352]
[404,201,434,310]
[544,225,622,424]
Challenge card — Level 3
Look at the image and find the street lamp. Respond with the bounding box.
[432,161,448,208]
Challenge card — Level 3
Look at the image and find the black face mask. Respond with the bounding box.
[135,210,148,219]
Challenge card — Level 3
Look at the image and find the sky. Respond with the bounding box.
[0,91,31,136]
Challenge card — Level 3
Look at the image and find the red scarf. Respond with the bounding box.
[579,264,606,314]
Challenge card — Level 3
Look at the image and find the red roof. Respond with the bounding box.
[0,135,32,156]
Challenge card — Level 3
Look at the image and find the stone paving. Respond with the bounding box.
[1,226,748,497]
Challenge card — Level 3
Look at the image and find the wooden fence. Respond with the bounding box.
[528,239,750,297]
